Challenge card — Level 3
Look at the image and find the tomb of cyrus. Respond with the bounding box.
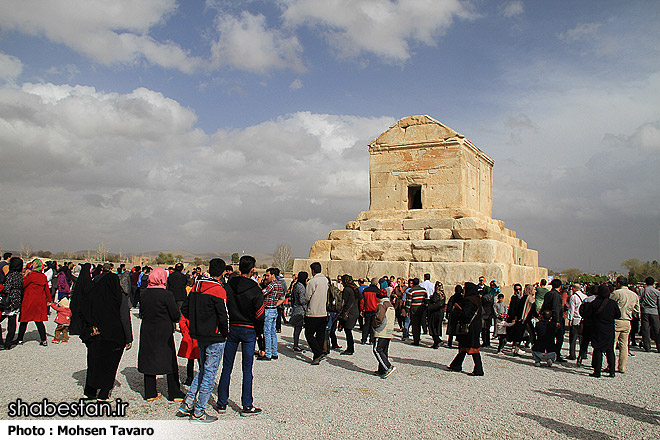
[293,115,547,295]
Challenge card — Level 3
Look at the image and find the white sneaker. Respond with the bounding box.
[381,366,397,379]
[517,348,526,354]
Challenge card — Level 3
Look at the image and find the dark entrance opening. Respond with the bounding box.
[408,185,422,209]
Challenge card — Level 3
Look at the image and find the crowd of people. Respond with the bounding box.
[2,251,660,422]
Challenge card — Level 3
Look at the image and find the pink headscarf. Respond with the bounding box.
[147,267,168,289]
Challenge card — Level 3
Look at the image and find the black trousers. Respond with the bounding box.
[293,325,304,348]
[578,327,591,360]
[481,318,492,346]
[84,338,125,400]
[361,311,375,343]
[16,321,47,342]
[410,307,425,345]
[144,373,182,400]
[1,315,17,347]
[592,346,615,375]
[568,324,581,359]
[373,337,391,374]
[305,316,327,359]
[449,350,484,375]
[344,328,354,353]
[554,321,566,358]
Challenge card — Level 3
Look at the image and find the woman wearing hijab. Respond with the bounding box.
[506,284,526,356]
[428,281,446,349]
[290,271,308,352]
[69,263,93,338]
[15,259,51,346]
[520,284,537,348]
[587,284,621,377]
[79,263,132,401]
[447,282,484,376]
[138,267,184,402]
[339,274,361,355]
[1,257,24,349]
[445,285,463,348]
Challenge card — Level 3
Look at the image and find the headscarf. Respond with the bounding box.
[8,257,23,273]
[69,263,93,337]
[30,258,44,273]
[464,282,478,297]
[597,283,610,299]
[435,281,445,300]
[147,267,168,289]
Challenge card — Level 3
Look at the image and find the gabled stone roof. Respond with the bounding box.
[368,115,465,148]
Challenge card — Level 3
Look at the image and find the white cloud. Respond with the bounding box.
[210,11,305,73]
[0,0,205,73]
[559,22,602,42]
[0,82,393,255]
[280,0,474,62]
[500,1,524,18]
[290,78,303,90]
[0,52,23,81]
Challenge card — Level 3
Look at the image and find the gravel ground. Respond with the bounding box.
[2,310,659,439]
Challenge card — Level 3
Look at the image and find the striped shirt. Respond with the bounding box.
[263,280,285,308]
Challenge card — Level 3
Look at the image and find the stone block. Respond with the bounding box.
[330,242,363,260]
[364,261,410,279]
[359,219,404,231]
[463,240,513,264]
[424,229,453,240]
[327,261,369,279]
[403,218,455,230]
[328,230,373,241]
[411,240,464,262]
[372,230,425,240]
[309,240,331,260]
[362,241,412,261]
[346,221,360,230]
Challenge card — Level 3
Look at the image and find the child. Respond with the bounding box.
[372,290,396,378]
[493,293,508,354]
[532,310,557,367]
[177,315,199,386]
[49,296,71,343]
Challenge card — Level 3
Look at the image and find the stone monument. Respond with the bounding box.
[292,115,547,295]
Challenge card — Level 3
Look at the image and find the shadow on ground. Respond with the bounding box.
[516,412,615,440]
[543,388,660,425]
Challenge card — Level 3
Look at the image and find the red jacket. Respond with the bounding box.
[177,315,200,359]
[20,272,51,322]
[360,286,379,312]
[51,303,72,326]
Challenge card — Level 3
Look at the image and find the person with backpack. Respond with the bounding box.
[360,279,380,345]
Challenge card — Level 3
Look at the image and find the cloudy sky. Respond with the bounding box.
[0,0,658,273]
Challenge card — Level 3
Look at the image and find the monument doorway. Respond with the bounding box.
[408,185,422,209]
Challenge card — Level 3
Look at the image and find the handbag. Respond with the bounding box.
[455,308,478,335]
[0,284,10,310]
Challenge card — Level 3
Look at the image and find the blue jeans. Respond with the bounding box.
[264,308,278,358]
[218,326,257,408]
[185,340,225,416]
[403,315,411,338]
[532,351,557,363]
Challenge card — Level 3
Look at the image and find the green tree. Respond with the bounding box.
[562,268,581,282]
[193,257,206,267]
[155,252,176,265]
[231,252,239,264]
[175,254,184,263]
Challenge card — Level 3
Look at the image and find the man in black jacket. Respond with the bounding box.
[167,263,188,314]
[541,278,566,362]
[177,258,229,423]
[217,255,265,417]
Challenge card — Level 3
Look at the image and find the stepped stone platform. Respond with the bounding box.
[293,115,547,294]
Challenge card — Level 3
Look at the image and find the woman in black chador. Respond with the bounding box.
[72,263,132,401]
[447,282,484,376]
[587,284,621,378]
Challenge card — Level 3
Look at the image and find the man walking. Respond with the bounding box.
[407,278,427,346]
[305,262,329,365]
[178,258,229,422]
[261,268,285,360]
[541,279,566,362]
[360,279,379,345]
[168,263,189,314]
[566,284,586,360]
[640,277,660,352]
[217,255,265,416]
[611,276,640,372]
